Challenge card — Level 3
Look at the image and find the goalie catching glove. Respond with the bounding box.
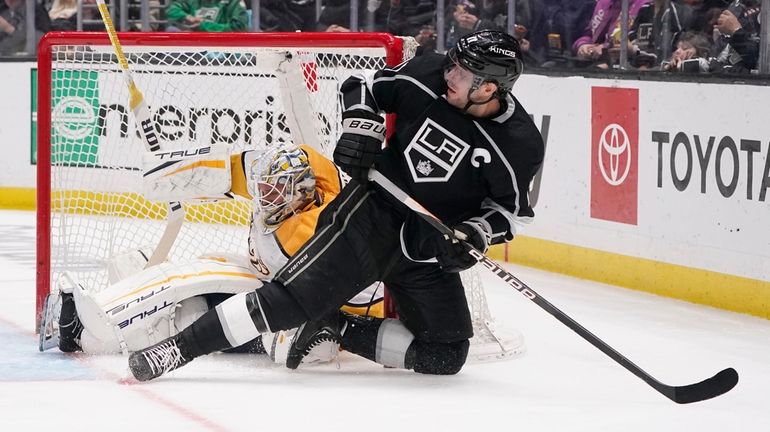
[333,110,385,182]
[433,221,489,273]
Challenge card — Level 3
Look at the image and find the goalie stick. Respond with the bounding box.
[368,168,739,404]
[96,0,183,268]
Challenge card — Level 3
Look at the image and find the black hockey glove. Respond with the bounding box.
[434,222,489,273]
[333,110,385,183]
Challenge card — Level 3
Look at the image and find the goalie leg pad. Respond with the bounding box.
[106,246,154,284]
[79,296,209,354]
[77,259,260,353]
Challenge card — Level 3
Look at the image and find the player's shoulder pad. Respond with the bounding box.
[376,52,448,97]
[495,96,545,165]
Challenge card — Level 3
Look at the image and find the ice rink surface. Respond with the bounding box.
[1,209,768,432]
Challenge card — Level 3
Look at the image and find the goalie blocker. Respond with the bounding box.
[142,144,233,202]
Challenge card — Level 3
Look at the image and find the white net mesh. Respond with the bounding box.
[47,42,392,293]
[461,266,525,362]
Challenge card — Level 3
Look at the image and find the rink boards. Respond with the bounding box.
[1,61,768,319]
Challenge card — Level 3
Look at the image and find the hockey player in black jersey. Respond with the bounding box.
[128,30,544,381]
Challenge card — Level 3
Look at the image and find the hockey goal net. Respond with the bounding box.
[36,32,522,361]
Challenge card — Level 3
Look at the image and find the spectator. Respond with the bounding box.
[689,0,727,38]
[445,0,502,50]
[477,0,533,30]
[257,0,316,32]
[573,0,651,69]
[0,0,49,56]
[382,0,436,39]
[700,6,725,40]
[358,1,436,54]
[127,0,163,31]
[285,0,317,31]
[166,0,248,32]
[709,0,760,73]
[48,0,77,31]
[629,0,695,69]
[661,30,712,71]
[316,0,389,32]
[527,0,595,67]
[414,24,438,53]
[78,0,107,31]
[64,0,158,32]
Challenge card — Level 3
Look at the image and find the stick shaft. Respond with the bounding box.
[368,168,737,404]
[95,0,181,266]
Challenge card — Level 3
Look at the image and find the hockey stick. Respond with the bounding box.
[96,1,184,268]
[368,168,738,404]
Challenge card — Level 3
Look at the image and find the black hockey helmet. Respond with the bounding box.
[447,30,524,93]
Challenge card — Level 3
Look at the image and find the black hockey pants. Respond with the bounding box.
[257,181,473,343]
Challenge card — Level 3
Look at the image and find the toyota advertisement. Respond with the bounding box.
[590,87,638,225]
[509,74,769,283]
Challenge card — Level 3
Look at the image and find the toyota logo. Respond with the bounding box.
[598,123,631,186]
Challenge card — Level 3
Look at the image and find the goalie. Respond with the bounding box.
[40,143,383,363]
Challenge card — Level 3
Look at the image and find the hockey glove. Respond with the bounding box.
[434,222,489,273]
[333,110,385,183]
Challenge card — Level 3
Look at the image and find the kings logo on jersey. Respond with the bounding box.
[405,119,470,183]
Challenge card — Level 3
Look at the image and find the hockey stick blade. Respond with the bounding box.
[368,168,739,404]
[663,367,739,404]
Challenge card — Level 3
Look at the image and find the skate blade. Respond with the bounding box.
[38,293,62,352]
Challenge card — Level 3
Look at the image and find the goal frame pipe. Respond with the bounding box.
[35,31,407,327]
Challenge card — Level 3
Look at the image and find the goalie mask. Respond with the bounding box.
[254,147,317,232]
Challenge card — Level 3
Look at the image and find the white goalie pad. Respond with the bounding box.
[142,143,232,202]
[106,246,154,284]
[73,257,261,354]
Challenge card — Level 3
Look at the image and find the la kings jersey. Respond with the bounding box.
[341,53,544,248]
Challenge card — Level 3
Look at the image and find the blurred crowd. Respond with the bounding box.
[2,0,764,75]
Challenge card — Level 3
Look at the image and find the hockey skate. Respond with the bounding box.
[38,292,62,351]
[285,312,344,370]
[128,335,193,381]
[39,289,84,352]
[57,291,84,352]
